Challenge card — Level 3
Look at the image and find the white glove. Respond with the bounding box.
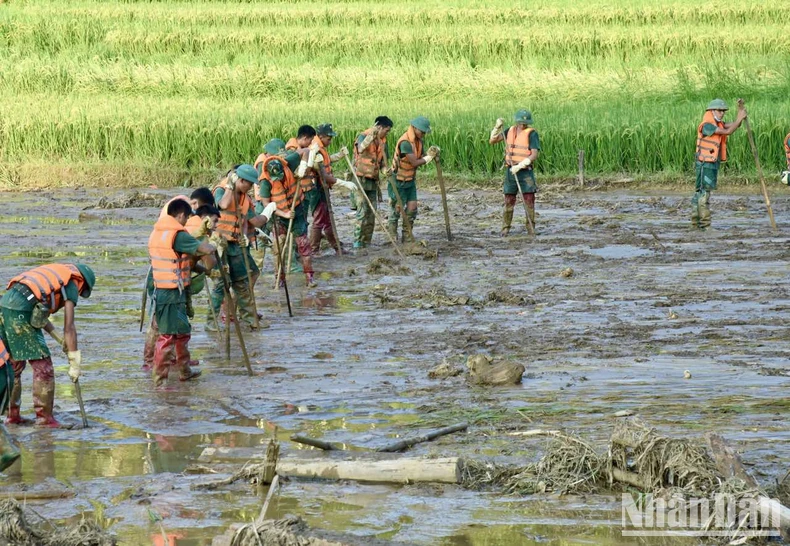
[309,143,320,154]
[422,155,434,165]
[190,216,212,239]
[782,171,790,185]
[313,154,324,165]
[263,202,277,219]
[509,157,531,175]
[336,179,356,191]
[340,146,349,158]
[225,174,236,191]
[239,233,250,248]
[296,160,308,178]
[490,118,504,139]
[428,145,441,157]
[307,148,317,168]
[67,350,81,383]
[359,132,376,152]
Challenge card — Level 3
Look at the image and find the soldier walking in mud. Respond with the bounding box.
[307,124,356,254]
[209,165,278,331]
[257,142,317,287]
[0,263,95,426]
[691,99,746,229]
[352,116,393,250]
[489,110,541,236]
[389,116,439,242]
[147,199,218,386]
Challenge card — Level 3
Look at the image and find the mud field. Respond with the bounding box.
[0,185,788,545]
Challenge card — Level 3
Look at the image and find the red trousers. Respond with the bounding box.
[504,193,535,208]
[8,357,57,425]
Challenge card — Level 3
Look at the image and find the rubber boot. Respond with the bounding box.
[690,191,702,228]
[698,190,711,229]
[403,209,417,243]
[387,205,399,242]
[175,334,201,382]
[30,358,58,427]
[501,206,514,237]
[5,371,31,426]
[526,204,536,235]
[309,227,323,254]
[153,335,175,387]
[0,425,20,471]
[143,315,158,370]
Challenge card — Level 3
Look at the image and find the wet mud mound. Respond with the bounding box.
[85,191,165,210]
[365,257,411,276]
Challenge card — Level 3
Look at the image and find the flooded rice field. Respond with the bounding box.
[0,186,788,545]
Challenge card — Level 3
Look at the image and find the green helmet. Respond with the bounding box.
[514,109,533,125]
[235,164,259,184]
[410,116,432,134]
[75,264,95,298]
[706,99,729,111]
[284,150,301,172]
[266,159,285,182]
[189,272,206,295]
[316,123,337,137]
[263,138,286,156]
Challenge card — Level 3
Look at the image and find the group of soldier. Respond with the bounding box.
[2,100,787,472]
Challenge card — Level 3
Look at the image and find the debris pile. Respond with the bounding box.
[0,498,116,546]
[86,191,165,210]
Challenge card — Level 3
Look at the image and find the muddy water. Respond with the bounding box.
[0,187,788,545]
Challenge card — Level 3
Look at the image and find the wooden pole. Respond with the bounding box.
[215,251,254,376]
[577,149,585,188]
[272,221,292,317]
[342,154,407,259]
[434,158,453,241]
[376,422,468,453]
[739,99,777,230]
[283,182,303,279]
[232,191,260,329]
[46,329,88,427]
[513,175,535,236]
[290,434,337,451]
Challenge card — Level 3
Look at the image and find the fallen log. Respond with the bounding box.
[276,456,461,485]
[291,434,339,451]
[376,422,468,453]
[0,490,75,501]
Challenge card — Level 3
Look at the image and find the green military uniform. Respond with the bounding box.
[354,133,388,247]
[0,282,79,361]
[691,122,719,229]
[152,232,201,335]
[503,127,541,194]
[208,186,260,329]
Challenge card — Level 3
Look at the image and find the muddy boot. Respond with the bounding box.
[501,206,514,237]
[402,209,417,243]
[526,204,536,235]
[5,373,31,426]
[142,316,158,370]
[305,272,316,288]
[698,190,711,229]
[0,425,20,471]
[30,358,58,428]
[153,334,175,386]
[174,334,201,382]
[690,192,701,228]
[309,227,323,254]
[387,204,399,243]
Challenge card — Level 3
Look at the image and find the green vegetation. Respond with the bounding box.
[1,0,790,185]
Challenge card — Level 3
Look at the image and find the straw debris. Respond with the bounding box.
[0,499,116,546]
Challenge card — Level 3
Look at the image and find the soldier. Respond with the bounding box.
[691,99,746,229]
[1,263,95,426]
[489,110,541,236]
[353,116,393,249]
[389,116,439,242]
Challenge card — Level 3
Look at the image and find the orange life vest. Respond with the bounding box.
[158,195,190,220]
[354,129,386,179]
[285,138,299,151]
[393,126,423,182]
[185,215,203,234]
[148,214,192,291]
[7,264,86,314]
[695,111,728,163]
[505,126,535,167]
[306,136,332,187]
[259,156,305,212]
[253,153,268,173]
[212,179,251,243]
[784,133,790,169]
[0,340,8,368]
